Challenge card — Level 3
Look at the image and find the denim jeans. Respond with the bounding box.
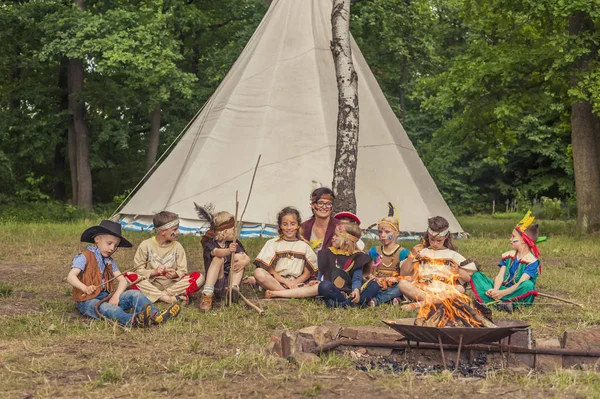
[77,290,157,326]
[318,280,381,308]
[372,285,403,306]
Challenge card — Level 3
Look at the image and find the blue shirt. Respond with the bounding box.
[367,246,410,263]
[72,246,119,287]
[498,256,539,287]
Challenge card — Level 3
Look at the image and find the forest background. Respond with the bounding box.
[2,0,600,231]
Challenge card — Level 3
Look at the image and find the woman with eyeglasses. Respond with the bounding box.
[301,187,340,255]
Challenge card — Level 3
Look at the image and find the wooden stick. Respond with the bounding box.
[239,154,261,223]
[80,266,141,297]
[537,292,584,308]
[228,191,240,306]
[232,286,265,315]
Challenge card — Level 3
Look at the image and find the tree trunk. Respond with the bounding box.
[331,0,359,213]
[569,12,600,233]
[145,104,161,171]
[60,57,78,204]
[67,57,93,210]
[399,55,407,122]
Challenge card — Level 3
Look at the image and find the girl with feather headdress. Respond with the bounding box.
[470,211,544,312]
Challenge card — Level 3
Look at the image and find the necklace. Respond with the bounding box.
[381,245,400,257]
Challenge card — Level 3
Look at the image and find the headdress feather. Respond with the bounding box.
[517,210,535,231]
[194,202,215,229]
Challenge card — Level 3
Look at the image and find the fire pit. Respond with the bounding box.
[384,318,530,370]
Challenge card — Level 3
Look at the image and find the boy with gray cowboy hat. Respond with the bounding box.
[67,220,180,327]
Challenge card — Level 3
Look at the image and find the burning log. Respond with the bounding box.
[415,300,496,328]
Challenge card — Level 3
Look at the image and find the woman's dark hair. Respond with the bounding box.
[422,216,457,251]
[277,206,303,240]
[310,187,335,203]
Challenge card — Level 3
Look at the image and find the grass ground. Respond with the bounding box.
[1,215,599,398]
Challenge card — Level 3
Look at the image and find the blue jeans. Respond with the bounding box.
[372,285,403,306]
[77,290,157,326]
[318,280,380,308]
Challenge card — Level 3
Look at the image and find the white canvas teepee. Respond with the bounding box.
[116,0,462,237]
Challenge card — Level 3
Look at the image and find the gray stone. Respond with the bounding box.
[298,325,336,347]
[562,327,600,368]
[535,338,562,371]
[339,326,402,341]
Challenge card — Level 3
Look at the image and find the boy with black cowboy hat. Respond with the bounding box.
[67,220,180,327]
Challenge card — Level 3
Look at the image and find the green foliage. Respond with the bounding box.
[0,0,595,219]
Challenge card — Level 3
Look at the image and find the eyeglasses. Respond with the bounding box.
[314,201,333,209]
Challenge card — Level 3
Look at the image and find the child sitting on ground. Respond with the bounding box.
[366,217,411,307]
[470,211,542,312]
[333,211,365,251]
[266,223,379,308]
[397,216,477,310]
[126,211,204,305]
[67,220,180,328]
[253,207,317,292]
[198,209,251,312]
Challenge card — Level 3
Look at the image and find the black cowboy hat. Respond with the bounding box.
[80,220,132,248]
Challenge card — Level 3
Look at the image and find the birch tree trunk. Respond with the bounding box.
[145,104,161,171]
[331,0,359,213]
[569,11,600,233]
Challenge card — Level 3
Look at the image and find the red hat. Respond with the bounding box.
[334,212,361,225]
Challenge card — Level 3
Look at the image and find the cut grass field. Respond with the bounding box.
[0,215,599,398]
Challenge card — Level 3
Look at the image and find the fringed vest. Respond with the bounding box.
[71,250,114,302]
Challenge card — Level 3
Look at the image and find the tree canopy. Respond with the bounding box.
[1,0,599,230]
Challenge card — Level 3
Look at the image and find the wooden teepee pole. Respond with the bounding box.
[228,191,239,306]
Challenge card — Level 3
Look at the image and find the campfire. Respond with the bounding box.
[407,259,495,328]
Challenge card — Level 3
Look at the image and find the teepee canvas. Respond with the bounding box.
[115,0,462,237]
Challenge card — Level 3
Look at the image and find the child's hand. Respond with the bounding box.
[165,270,178,279]
[84,285,97,295]
[228,242,238,253]
[351,289,361,303]
[486,289,503,300]
[286,281,299,289]
[154,265,165,276]
[108,294,120,306]
[232,260,245,272]
[307,280,320,287]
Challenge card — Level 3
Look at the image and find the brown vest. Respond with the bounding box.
[72,250,115,302]
[372,246,401,277]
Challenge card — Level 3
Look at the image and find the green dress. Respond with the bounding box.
[470,250,539,308]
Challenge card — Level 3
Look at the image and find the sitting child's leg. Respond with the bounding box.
[469,271,495,304]
[354,280,381,307]
[254,268,285,291]
[371,284,402,306]
[124,273,168,303]
[162,272,204,304]
[266,284,319,299]
[397,280,427,302]
[230,253,247,288]
[200,258,224,312]
[318,281,348,308]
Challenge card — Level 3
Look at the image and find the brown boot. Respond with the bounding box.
[199,294,213,312]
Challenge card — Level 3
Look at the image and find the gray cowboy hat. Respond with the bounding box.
[80,220,132,248]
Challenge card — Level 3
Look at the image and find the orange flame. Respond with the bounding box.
[413,258,487,328]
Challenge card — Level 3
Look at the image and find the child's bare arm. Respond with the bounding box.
[493,266,506,290]
[67,268,96,294]
[400,256,415,276]
[212,248,232,258]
